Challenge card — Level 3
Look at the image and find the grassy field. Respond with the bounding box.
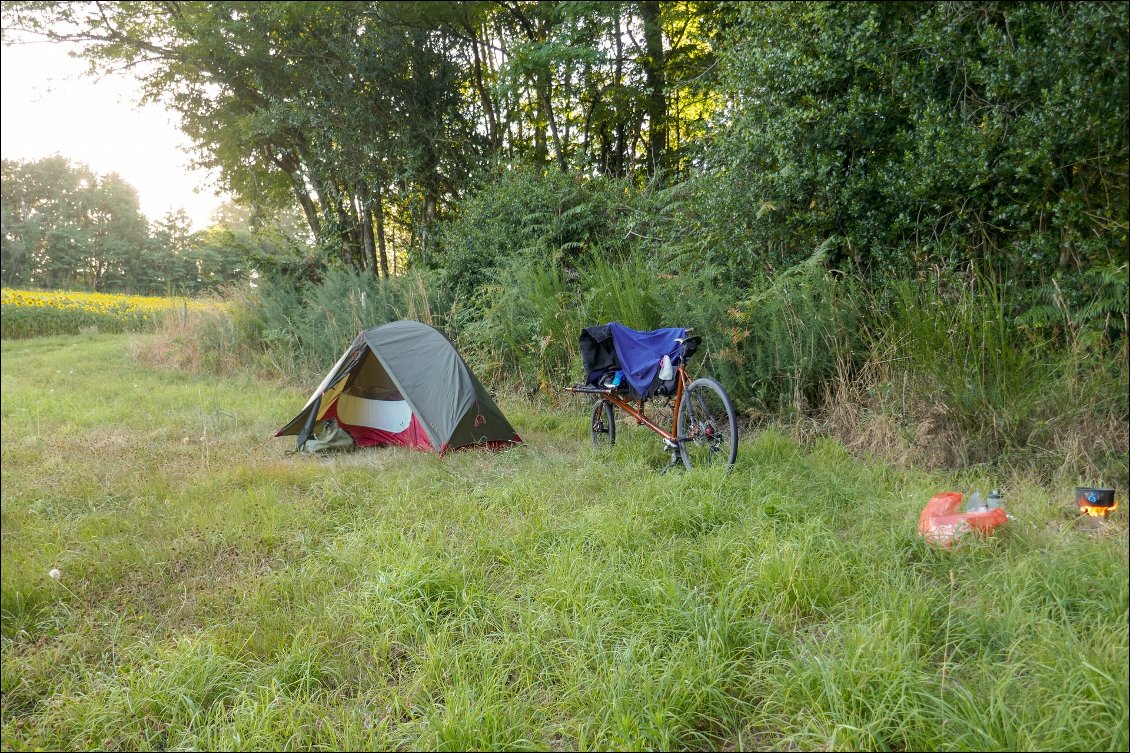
[1,334,1126,751]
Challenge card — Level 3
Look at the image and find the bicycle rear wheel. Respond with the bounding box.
[591,399,616,448]
[678,377,737,471]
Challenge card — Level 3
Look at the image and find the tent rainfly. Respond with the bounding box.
[275,320,521,454]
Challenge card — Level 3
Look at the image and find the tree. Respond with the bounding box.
[3,1,724,277]
[1,156,150,290]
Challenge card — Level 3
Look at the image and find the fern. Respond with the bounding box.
[1019,263,1129,348]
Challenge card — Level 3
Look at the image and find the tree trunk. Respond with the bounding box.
[495,17,517,161]
[640,0,667,180]
[263,144,323,242]
[292,180,322,243]
[358,187,378,277]
[533,79,548,164]
[469,25,500,150]
[537,71,568,172]
[375,187,389,278]
[503,2,567,171]
[613,7,626,177]
[313,176,337,238]
[345,190,365,269]
[324,180,362,268]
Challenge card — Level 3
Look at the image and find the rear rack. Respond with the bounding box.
[565,384,617,395]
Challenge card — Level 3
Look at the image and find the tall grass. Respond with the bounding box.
[842,277,1129,485]
[150,267,441,385]
[464,254,668,391]
[708,243,863,417]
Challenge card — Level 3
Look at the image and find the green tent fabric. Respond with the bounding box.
[275,321,521,455]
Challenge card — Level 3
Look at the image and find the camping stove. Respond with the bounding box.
[1076,487,1118,518]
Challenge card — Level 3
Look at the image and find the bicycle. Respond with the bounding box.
[565,325,738,473]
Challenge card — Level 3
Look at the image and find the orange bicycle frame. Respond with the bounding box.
[566,363,689,441]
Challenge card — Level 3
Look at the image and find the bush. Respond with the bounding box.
[704,243,864,415]
[710,2,1129,280]
[436,166,696,309]
[463,253,671,393]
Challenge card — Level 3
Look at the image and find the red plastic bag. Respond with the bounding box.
[918,491,1008,547]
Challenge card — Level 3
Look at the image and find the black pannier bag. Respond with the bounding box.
[579,324,620,386]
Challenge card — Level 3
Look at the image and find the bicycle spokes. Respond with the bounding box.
[678,378,737,472]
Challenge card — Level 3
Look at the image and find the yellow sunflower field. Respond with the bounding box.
[0,288,210,338]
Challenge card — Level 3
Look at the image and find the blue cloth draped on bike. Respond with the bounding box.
[608,322,687,397]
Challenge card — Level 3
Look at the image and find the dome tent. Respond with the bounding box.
[275,320,521,454]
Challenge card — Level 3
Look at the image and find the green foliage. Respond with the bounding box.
[883,279,1058,457]
[1,159,273,295]
[454,221,864,418]
[464,252,667,391]
[437,168,634,303]
[4,0,724,269]
[710,1,1129,278]
[713,242,864,414]
[1,156,150,291]
[1019,262,1130,350]
[873,278,1129,481]
[7,1,1124,292]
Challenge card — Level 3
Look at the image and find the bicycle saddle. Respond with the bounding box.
[680,335,702,360]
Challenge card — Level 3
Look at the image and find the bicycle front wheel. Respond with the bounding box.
[678,377,737,472]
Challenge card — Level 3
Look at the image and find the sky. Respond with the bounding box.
[1,37,227,230]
